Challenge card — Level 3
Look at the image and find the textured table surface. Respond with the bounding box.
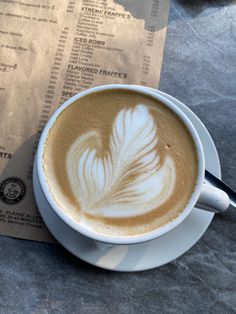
[1,1,236,313]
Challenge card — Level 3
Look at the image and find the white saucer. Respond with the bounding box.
[33,89,220,272]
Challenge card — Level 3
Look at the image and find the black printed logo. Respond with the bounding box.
[0,177,26,205]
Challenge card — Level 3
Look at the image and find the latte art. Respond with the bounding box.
[67,105,176,218]
[43,89,198,236]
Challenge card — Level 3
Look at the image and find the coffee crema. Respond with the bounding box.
[43,89,198,236]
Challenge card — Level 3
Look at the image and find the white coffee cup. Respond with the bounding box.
[34,84,229,245]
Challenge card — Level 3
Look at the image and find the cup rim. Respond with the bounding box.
[36,84,205,245]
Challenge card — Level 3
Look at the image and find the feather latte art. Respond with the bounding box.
[43,90,198,236]
[67,105,175,218]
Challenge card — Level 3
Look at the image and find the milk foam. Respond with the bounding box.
[66,104,176,218]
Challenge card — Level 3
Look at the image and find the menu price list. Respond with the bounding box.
[0,0,170,242]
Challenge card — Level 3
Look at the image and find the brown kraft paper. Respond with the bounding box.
[0,0,170,243]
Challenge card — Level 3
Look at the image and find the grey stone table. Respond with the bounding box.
[1,1,236,313]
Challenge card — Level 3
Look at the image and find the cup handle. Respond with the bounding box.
[196,182,230,213]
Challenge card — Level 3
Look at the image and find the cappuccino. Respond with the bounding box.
[43,89,198,236]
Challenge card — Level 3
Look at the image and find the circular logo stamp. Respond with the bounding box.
[0,177,26,205]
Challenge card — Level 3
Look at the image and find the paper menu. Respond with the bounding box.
[0,0,170,242]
